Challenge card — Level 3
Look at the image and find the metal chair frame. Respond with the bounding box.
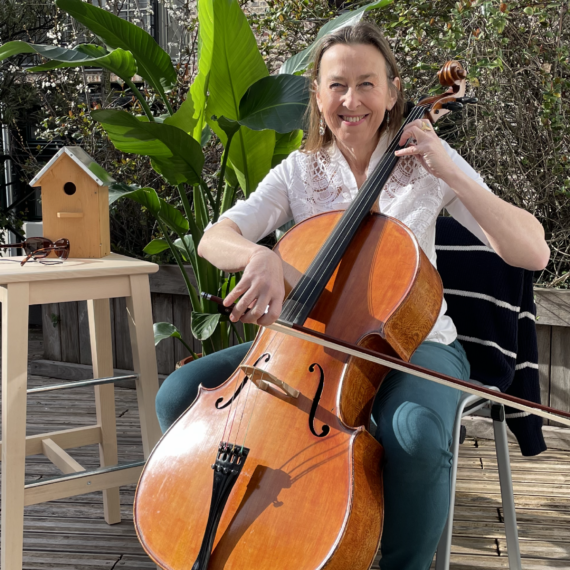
[435,387,523,570]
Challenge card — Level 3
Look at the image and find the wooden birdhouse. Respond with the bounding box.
[30,146,114,259]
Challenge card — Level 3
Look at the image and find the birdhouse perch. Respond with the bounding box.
[30,146,113,259]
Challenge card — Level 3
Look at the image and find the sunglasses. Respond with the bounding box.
[0,237,70,266]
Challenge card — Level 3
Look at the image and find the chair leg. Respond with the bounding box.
[1,283,29,570]
[126,274,162,458]
[88,298,121,525]
[434,403,465,570]
[492,405,522,570]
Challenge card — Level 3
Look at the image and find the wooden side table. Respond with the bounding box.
[0,253,163,569]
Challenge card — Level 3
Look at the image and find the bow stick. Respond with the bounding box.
[202,293,570,428]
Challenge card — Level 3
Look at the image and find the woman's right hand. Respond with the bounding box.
[223,247,285,326]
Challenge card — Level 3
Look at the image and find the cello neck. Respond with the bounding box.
[279,104,428,327]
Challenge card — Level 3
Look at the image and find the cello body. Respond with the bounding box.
[134,211,443,570]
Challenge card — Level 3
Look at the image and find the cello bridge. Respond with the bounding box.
[239,365,300,398]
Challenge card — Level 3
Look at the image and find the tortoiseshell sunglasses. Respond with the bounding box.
[0,237,70,266]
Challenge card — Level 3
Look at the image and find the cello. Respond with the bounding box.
[133,62,524,570]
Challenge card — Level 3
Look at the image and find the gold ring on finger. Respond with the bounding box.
[420,121,432,132]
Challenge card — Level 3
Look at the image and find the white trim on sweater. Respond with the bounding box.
[444,289,520,312]
[519,311,536,321]
[435,245,495,253]
[456,335,518,359]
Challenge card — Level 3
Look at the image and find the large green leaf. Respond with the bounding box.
[21,44,137,82]
[205,0,274,196]
[114,186,188,235]
[0,42,135,82]
[119,187,161,215]
[157,200,189,236]
[174,235,196,264]
[108,181,141,205]
[92,109,204,186]
[0,41,82,62]
[56,0,176,100]
[154,322,195,355]
[191,312,222,341]
[238,75,310,133]
[165,0,214,141]
[143,238,170,255]
[154,322,182,345]
[272,129,303,168]
[279,0,394,76]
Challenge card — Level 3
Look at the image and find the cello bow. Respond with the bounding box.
[268,321,570,428]
[203,293,570,428]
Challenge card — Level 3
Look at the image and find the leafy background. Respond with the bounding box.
[2,0,569,287]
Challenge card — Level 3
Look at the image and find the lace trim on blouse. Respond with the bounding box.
[290,146,445,259]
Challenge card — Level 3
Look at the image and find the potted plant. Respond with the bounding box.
[1,0,391,356]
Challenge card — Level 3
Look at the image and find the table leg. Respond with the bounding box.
[126,274,161,458]
[1,283,29,570]
[87,298,121,525]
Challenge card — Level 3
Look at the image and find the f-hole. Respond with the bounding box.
[215,353,271,409]
[308,363,330,438]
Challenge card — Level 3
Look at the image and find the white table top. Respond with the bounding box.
[0,253,158,285]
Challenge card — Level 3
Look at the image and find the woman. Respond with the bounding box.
[157,22,549,570]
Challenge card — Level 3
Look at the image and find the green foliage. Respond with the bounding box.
[203,0,275,196]
[153,322,197,359]
[55,0,177,103]
[279,0,394,75]
[239,75,310,133]
[252,0,569,287]
[91,110,205,186]
[191,311,223,342]
[5,0,349,354]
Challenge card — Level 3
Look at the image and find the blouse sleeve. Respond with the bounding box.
[213,155,295,243]
[440,140,494,248]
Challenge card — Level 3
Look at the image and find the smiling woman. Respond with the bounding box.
[314,43,399,188]
[159,21,550,570]
[305,26,404,189]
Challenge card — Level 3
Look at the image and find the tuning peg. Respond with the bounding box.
[455,97,478,105]
[440,101,464,112]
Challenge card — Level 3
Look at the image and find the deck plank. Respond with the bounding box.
[1,328,569,568]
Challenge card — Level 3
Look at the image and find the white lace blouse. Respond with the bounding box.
[218,133,494,344]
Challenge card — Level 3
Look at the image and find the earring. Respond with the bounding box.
[319,116,326,136]
[385,110,391,126]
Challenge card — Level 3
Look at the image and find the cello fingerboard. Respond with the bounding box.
[279,104,427,327]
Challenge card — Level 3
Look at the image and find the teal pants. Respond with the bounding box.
[156,339,470,570]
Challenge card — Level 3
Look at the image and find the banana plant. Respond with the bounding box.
[1,0,391,357]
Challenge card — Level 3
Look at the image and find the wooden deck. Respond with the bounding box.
[1,328,569,569]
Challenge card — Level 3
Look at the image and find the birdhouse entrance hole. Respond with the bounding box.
[64,182,77,195]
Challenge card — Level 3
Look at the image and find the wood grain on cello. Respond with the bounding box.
[133,61,480,570]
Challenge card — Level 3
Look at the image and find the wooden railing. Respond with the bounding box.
[534,289,570,427]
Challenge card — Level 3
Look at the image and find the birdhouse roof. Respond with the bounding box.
[30,146,116,187]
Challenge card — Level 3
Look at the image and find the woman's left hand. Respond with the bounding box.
[395,119,458,183]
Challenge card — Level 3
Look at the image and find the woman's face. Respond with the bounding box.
[316,43,400,150]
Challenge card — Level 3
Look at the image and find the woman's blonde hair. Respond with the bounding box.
[304,21,404,153]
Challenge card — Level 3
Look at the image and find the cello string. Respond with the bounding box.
[225,331,283,447]
[236,332,287,450]
[225,368,248,446]
[239,330,289,451]
[281,105,427,324]
[282,105,426,322]
[241,369,263,453]
[220,367,244,447]
[231,371,255,447]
